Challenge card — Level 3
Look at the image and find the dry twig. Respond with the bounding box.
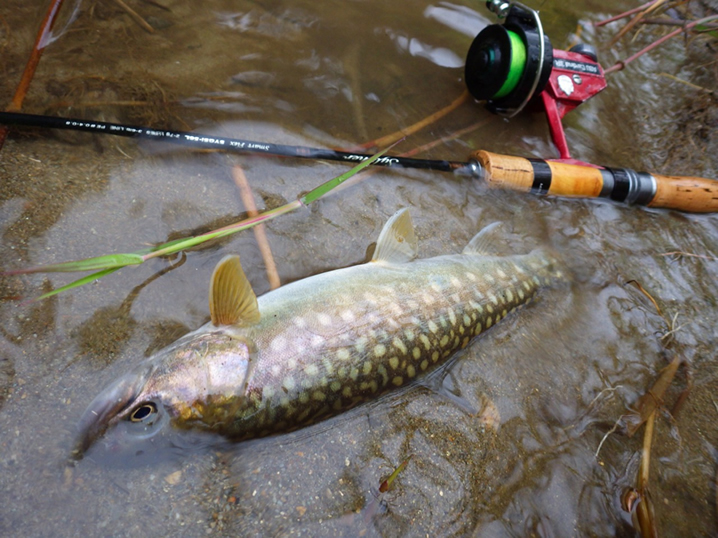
[231,165,281,290]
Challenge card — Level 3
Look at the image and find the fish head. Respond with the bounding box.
[72,329,254,460]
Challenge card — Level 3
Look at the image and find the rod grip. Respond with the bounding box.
[472,150,718,213]
[648,174,718,213]
[473,150,604,197]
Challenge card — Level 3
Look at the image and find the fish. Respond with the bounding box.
[73,209,564,458]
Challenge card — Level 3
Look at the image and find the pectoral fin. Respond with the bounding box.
[209,255,260,327]
[371,208,418,264]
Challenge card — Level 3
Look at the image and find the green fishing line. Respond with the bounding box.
[494,30,526,98]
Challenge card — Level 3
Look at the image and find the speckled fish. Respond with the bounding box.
[74,209,563,457]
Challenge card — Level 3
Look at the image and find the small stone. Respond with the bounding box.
[296,506,306,516]
[165,470,182,485]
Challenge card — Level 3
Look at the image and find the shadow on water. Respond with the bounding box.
[1,0,718,537]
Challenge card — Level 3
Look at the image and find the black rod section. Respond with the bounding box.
[0,112,472,174]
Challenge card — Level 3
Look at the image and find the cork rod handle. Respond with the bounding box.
[471,150,718,213]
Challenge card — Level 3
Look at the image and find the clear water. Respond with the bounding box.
[1,1,717,536]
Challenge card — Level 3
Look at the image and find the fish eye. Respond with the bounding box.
[129,402,157,423]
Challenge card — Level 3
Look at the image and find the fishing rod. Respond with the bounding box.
[0,111,470,175]
[2,110,718,213]
[2,5,718,212]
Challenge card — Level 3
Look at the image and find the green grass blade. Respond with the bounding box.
[31,267,122,302]
[4,253,144,275]
[10,144,398,298]
[300,143,397,205]
[143,200,303,261]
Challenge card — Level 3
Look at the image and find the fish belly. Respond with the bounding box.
[190,251,561,439]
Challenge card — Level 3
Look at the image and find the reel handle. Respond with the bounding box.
[471,150,718,213]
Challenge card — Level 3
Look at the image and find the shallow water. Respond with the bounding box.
[1,1,717,536]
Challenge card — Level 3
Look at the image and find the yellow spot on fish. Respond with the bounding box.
[518,289,525,299]
[420,334,431,350]
[287,358,297,369]
[355,335,368,354]
[322,358,334,375]
[378,365,388,385]
[310,334,324,348]
[412,346,421,359]
[299,392,309,404]
[454,337,460,347]
[506,289,514,302]
[450,276,461,288]
[502,309,507,317]
[487,304,494,314]
[262,386,275,399]
[338,366,348,379]
[392,376,403,386]
[404,328,415,341]
[350,368,359,380]
[318,313,332,326]
[330,381,341,392]
[392,338,407,355]
[389,356,399,369]
[432,351,440,362]
[485,274,495,283]
[363,292,378,305]
[490,294,499,305]
[340,310,355,323]
[533,276,541,285]
[430,283,442,293]
[283,377,296,391]
[497,268,507,279]
[293,317,307,328]
[304,364,319,376]
[370,381,378,393]
[523,281,531,291]
[465,272,477,281]
[486,317,493,328]
[407,365,416,378]
[363,361,372,375]
[421,293,434,305]
[440,335,449,347]
[428,320,439,334]
[374,344,386,357]
[342,386,352,398]
[420,359,428,371]
[463,314,471,327]
[439,315,447,328]
[270,336,287,351]
[448,309,456,326]
[336,348,350,361]
[462,337,470,348]
[459,325,465,335]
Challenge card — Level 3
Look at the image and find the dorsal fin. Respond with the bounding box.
[371,208,418,264]
[209,255,260,327]
[462,222,505,256]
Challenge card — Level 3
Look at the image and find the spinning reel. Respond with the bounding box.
[465,1,607,162]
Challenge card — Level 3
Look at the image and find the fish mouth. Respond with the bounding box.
[71,367,151,461]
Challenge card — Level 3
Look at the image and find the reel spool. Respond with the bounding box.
[465,2,553,116]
